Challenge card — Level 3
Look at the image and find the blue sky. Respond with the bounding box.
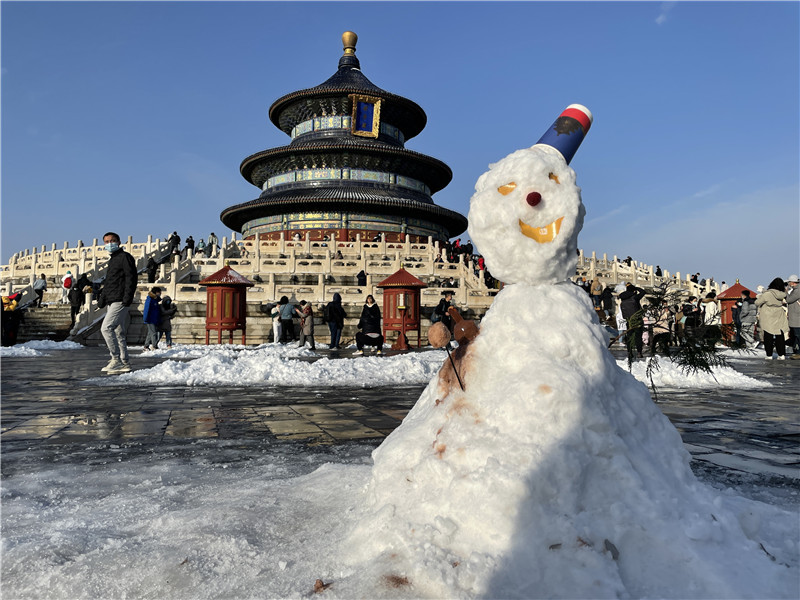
[2,1,798,290]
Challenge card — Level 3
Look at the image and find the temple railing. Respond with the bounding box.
[2,231,719,318]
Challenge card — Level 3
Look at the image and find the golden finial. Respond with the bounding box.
[342,31,358,55]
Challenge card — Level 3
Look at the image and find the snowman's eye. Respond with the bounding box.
[549,173,560,184]
[497,182,516,195]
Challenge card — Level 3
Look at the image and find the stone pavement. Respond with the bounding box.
[1,345,799,487]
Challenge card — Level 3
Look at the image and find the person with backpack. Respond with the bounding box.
[61,271,73,304]
[324,292,347,349]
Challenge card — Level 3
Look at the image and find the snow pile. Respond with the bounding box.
[0,339,83,357]
[0,345,47,357]
[88,344,447,388]
[83,342,767,391]
[617,357,772,389]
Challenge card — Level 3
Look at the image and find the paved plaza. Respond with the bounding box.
[2,345,799,492]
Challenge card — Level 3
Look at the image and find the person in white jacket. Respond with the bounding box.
[60,271,73,304]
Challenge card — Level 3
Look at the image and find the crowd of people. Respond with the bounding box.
[582,274,800,361]
[8,229,798,368]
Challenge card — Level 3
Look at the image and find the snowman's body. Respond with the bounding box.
[345,112,788,598]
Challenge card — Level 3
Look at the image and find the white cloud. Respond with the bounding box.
[656,2,677,26]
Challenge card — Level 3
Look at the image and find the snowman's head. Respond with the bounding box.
[468,105,592,286]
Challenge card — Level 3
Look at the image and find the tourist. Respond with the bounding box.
[355,294,383,355]
[295,300,315,350]
[701,291,721,342]
[33,273,47,307]
[207,232,218,257]
[600,286,614,321]
[755,278,788,360]
[445,276,457,288]
[324,292,346,349]
[157,296,177,348]
[1,293,23,347]
[279,295,296,342]
[433,291,454,331]
[99,231,136,373]
[720,281,729,293]
[67,278,85,327]
[738,290,758,349]
[356,269,367,287]
[590,276,603,308]
[167,232,180,257]
[60,270,73,304]
[681,296,702,342]
[655,265,662,277]
[146,257,158,283]
[649,303,672,355]
[196,238,206,256]
[784,275,800,358]
[184,236,195,257]
[142,286,162,352]
[619,282,646,358]
[270,301,283,343]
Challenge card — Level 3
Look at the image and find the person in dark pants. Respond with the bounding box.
[325,292,347,349]
[146,257,158,284]
[68,280,85,327]
[355,294,383,355]
[279,296,296,342]
[33,273,47,307]
[619,282,646,358]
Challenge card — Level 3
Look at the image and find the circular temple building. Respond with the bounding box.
[220,32,468,244]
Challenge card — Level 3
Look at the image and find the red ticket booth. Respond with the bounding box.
[377,268,426,350]
[717,280,756,343]
[199,265,254,345]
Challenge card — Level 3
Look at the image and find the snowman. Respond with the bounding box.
[344,106,788,599]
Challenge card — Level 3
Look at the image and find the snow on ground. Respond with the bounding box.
[89,343,448,388]
[78,342,771,390]
[1,440,796,600]
[0,340,83,357]
[616,356,772,389]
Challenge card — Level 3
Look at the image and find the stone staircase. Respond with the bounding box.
[16,304,74,342]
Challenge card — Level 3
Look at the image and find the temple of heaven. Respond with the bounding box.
[220,31,468,244]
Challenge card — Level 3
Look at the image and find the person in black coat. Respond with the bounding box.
[146,257,158,283]
[619,282,646,357]
[325,292,347,349]
[433,291,454,331]
[99,232,137,372]
[355,295,383,354]
[68,281,85,327]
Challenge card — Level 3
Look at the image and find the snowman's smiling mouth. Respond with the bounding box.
[519,217,564,243]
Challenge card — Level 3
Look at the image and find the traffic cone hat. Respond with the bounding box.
[534,104,593,164]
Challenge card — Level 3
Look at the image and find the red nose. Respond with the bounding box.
[526,191,542,207]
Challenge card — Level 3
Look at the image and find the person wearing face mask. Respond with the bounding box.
[99,232,137,374]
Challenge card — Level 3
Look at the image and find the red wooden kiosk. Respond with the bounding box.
[199,265,254,345]
[376,268,426,350]
[717,280,756,342]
